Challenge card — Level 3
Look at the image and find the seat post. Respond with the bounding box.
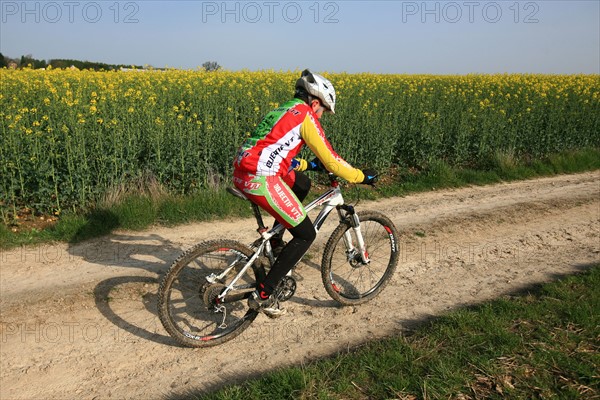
[251,202,267,232]
[227,186,268,233]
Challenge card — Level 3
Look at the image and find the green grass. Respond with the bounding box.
[0,190,252,248]
[173,265,600,400]
[1,148,599,249]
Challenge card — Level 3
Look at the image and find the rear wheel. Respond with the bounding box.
[321,211,399,305]
[157,240,264,347]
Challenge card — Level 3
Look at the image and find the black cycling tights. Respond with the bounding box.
[262,216,316,294]
[261,171,315,294]
[290,171,311,202]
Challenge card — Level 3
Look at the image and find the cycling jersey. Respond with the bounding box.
[233,98,364,183]
[233,98,364,228]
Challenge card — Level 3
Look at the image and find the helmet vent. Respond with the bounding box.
[296,69,336,113]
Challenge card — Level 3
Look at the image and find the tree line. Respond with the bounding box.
[0,53,145,70]
[1,54,222,71]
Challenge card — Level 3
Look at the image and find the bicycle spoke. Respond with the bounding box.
[157,240,264,347]
[322,212,399,305]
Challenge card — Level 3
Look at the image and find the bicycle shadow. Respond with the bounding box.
[67,228,186,347]
[67,216,351,347]
[93,275,177,346]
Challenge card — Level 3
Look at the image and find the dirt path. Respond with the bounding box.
[1,171,599,399]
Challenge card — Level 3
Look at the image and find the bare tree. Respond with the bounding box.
[202,61,221,72]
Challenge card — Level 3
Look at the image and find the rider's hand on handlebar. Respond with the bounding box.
[361,169,378,185]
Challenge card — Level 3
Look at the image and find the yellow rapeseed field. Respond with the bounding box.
[1,68,598,215]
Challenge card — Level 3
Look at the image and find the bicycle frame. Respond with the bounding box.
[213,176,370,304]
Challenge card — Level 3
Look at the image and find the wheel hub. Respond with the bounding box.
[202,284,226,308]
[349,251,367,268]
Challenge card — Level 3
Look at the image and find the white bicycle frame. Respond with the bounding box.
[211,180,370,303]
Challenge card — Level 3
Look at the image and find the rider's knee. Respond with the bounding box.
[290,217,316,244]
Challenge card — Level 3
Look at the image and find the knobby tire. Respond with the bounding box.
[321,211,400,305]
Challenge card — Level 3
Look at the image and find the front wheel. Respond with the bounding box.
[157,240,265,348]
[321,211,399,305]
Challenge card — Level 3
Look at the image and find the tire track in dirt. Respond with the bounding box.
[1,171,598,399]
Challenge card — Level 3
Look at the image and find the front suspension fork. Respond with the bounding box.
[337,205,370,264]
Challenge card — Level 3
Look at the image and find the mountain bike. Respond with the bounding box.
[157,173,400,348]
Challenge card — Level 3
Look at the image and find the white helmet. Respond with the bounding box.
[295,69,336,114]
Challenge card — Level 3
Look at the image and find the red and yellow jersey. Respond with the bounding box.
[233,98,364,183]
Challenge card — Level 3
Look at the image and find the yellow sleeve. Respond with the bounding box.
[300,114,365,183]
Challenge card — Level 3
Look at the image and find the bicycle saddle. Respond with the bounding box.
[226,187,249,201]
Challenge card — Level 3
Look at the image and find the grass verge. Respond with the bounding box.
[0,189,253,248]
[1,148,599,249]
[176,265,600,400]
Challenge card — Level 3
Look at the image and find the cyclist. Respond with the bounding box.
[232,69,377,318]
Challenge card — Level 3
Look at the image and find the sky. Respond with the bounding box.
[1,0,599,74]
